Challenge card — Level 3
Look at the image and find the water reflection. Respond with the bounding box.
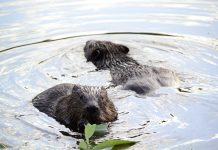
[0,0,218,149]
[0,33,218,149]
[0,0,218,50]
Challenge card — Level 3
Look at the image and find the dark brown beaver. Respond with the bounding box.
[32,83,117,132]
[84,40,179,94]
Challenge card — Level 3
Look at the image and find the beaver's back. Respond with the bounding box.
[111,65,178,94]
[32,83,75,117]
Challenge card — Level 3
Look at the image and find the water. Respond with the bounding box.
[0,0,218,149]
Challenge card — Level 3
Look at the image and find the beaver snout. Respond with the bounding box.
[84,40,100,62]
[85,105,100,114]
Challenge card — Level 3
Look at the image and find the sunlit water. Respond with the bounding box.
[0,0,218,149]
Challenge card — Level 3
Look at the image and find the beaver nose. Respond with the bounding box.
[85,105,99,113]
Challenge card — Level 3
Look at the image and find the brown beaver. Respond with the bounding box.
[32,83,118,132]
[84,40,178,94]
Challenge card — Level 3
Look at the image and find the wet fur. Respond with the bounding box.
[84,40,178,94]
[32,83,117,131]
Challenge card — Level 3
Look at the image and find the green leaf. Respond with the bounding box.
[0,143,9,149]
[79,139,88,150]
[85,124,96,144]
[92,139,137,150]
[94,124,108,135]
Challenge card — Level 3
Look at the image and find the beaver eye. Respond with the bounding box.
[94,49,100,55]
[80,95,89,103]
[92,49,101,61]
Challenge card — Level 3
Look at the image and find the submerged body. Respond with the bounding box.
[32,83,117,132]
[84,40,178,94]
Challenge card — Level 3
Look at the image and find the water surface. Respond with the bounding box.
[0,0,218,149]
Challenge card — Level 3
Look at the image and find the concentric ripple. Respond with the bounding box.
[0,0,218,149]
[0,33,218,149]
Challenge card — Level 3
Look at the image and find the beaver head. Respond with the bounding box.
[55,85,117,132]
[84,40,130,69]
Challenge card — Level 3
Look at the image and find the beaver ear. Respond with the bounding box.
[117,44,129,54]
[72,85,80,91]
[72,85,83,98]
[100,87,108,97]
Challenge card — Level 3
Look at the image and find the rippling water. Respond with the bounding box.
[0,0,218,149]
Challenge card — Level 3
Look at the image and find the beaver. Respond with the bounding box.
[32,83,118,132]
[84,40,178,94]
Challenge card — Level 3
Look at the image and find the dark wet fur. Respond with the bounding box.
[84,40,178,94]
[32,83,117,132]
